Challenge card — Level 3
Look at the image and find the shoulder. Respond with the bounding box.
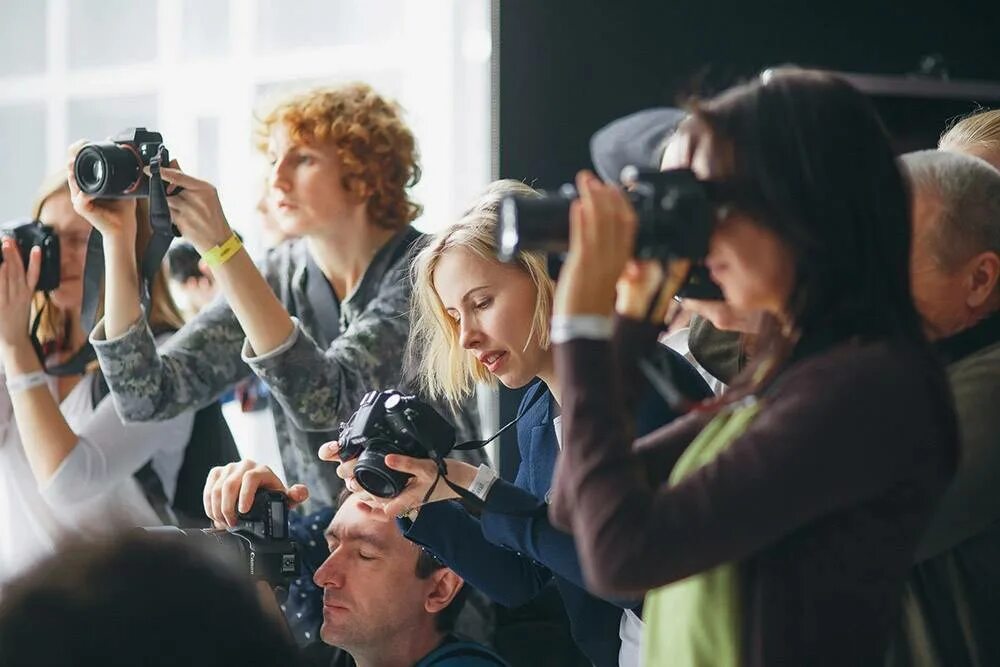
[416,638,509,667]
[764,337,956,452]
[516,381,550,427]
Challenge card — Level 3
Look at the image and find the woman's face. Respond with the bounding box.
[433,247,548,389]
[662,129,796,318]
[37,191,91,311]
[266,124,363,238]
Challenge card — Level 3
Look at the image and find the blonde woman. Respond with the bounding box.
[318,180,712,667]
[0,174,194,585]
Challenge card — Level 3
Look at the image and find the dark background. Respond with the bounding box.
[491,0,1000,478]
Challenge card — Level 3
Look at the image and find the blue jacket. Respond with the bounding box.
[401,345,712,667]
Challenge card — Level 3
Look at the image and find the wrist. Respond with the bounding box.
[193,227,236,256]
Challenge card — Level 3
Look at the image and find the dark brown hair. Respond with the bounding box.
[684,68,922,393]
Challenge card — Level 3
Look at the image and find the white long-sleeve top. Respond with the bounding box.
[0,364,194,587]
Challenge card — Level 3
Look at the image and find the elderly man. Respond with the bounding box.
[888,149,1000,667]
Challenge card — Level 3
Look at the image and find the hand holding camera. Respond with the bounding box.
[321,440,477,520]
[0,237,42,351]
[203,459,310,529]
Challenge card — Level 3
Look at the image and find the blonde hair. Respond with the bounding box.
[939,109,1000,159]
[31,173,184,354]
[407,180,550,405]
[255,82,422,230]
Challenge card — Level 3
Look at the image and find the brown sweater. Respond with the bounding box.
[549,317,958,666]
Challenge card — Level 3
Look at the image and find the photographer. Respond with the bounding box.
[201,466,507,667]
[0,174,195,584]
[324,180,711,667]
[546,68,959,666]
[72,83,480,509]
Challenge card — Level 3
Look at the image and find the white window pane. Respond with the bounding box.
[181,0,230,60]
[255,73,405,112]
[0,0,46,77]
[69,0,158,70]
[196,117,221,185]
[68,95,158,144]
[0,103,47,222]
[255,0,405,53]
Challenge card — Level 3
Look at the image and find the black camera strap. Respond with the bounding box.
[42,149,178,376]
[416,386,549,516]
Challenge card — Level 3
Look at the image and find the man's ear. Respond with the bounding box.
[966,251,1000,309]
[424,569,463,615]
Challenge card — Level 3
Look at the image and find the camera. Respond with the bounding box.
[0,219,61,291]
[143,490,300,587]
[74,127,171,199]
[498,167,717,263]
[338,390,457,499]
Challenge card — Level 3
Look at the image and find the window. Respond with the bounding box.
[0,0,492,249]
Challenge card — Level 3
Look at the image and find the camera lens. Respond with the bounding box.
[354,448,412,499]
[74,142,143,197]
[497,195,572,262]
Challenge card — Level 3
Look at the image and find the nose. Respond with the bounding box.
[313,550,345,590]
[270,157,291,194]
[458,316,482,350]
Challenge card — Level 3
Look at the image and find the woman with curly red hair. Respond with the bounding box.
[70,82,481,510]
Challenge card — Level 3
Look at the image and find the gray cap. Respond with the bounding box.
[589,107,687,182]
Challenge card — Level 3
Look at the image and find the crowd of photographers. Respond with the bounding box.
[0,71,998,667]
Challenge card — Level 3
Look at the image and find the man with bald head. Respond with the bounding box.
[888,149,1000,667]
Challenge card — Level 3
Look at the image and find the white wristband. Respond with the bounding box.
[550,314,614,344]
[468,463,499,501]
[5,371,48,394]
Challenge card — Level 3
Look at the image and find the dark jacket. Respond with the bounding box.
[402,344,712,667]
[550,317,959,667]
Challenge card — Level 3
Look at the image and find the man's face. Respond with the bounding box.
[910,190,974,340]
[313,495,441,649]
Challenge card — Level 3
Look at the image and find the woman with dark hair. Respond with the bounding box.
[546,68,959,666]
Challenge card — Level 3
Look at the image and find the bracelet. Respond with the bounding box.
[5,371,48,394]
[201,233,243,267]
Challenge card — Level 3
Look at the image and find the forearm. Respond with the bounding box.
[92,302,250,421]
[102,236,143,339]
[1,340,79,483]
[212,249,295,356]
[402,501,551,607]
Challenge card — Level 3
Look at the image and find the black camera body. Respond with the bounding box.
[74,127,170,199]
[338,390,457,499]
[0,219,61,291]
[143,490,300,587]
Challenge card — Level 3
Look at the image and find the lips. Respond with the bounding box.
[477,351,507,374]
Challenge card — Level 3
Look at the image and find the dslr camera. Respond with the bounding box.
[0,219,61,291]
[498,167,724,299]
[338,390,457,499]
[74,127,171,199]
[144,489,300,587]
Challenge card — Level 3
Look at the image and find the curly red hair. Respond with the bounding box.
[256,83,422,229]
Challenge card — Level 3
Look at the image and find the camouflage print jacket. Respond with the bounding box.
[90,227,482,510]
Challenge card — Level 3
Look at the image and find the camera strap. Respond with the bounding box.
[42,149,179,377]
[419,386,549,516]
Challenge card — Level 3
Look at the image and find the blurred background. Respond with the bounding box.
[0,0,492,247]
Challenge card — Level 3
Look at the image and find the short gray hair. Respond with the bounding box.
[900,149,1000,270]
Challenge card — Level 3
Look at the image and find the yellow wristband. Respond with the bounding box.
[201,233,243,267]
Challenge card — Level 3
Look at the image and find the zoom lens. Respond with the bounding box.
[354,448,412,499]
[74,143,143,197]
